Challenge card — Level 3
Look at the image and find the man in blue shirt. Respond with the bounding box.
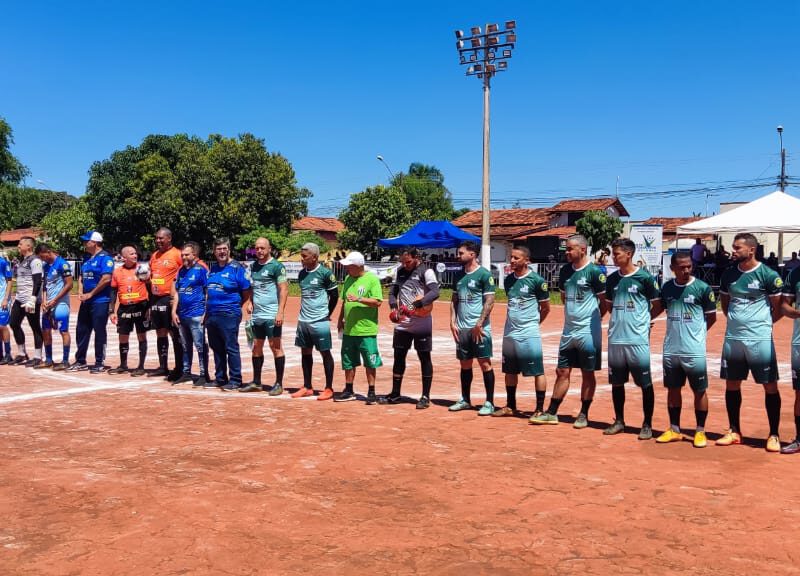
[37,244,74,370]
[170,241,210,386]
[71,231,114,373]
[0,252,13,364]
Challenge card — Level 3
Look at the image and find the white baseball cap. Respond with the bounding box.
[340,251,365,266]
[80,230,103,242]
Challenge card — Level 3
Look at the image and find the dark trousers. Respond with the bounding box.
[10,300,43,349]
[206,313,242,385]
[76,301,109,365]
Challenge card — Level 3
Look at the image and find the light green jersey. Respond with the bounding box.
[721,263,782,341]
[504,271,549,339]
[783,267,800,346]
[342,271,382,336]
[606,267,660,345]
[454,266,495,331]
[249,258,286,320]
[660,277,716,357]
[298,264,337,323]
[559,262,606,336]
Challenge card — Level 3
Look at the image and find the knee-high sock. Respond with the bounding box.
[460,369,473,403]
[302,354,313,389]
[725,389,742,433]
[642,386,655,426]
[612,386,626,422]
[321,350,334,389]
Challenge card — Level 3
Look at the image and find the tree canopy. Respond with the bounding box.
[39,199,96,257]
[337,185,412,256]
[390,163,457,221]
[235,226,330,257]
[575,209,624,253]
[0,117,29,186]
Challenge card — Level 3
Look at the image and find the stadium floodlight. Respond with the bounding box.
[506,32,517,44]
[471,26,481,35]
[456,40,464,49]
[503,49,512,58]
[455,30,464,39]
[505,20,516,29]
[487,23,499,33]
[470,38,481,48]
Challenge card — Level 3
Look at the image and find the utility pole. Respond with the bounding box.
[778,125,787,192]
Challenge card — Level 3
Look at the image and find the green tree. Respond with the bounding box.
[391,163,456,221]
[0,117,28,185]
[575,209,624,253]
[338,185,412,255]
[39,199,96,257]
[236,227,330,257]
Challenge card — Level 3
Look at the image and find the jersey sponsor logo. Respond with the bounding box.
[520,285,529,294]
[627,285,639,294]
[683,295,695,304]
[468,279,476,288]
[747,280,761,290]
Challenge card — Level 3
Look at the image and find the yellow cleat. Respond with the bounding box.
[693,430,707,448]
[715,430,742,446]
[766,435,781,453]
[656,429,684,443]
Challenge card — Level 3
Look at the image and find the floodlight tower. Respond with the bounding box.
[454,20,517,270]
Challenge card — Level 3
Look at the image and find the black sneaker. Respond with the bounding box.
[201,378,219,389]
[0,355,9,365]
[193,376,208,387]
[335,390,357,402]
[12,355,29,365]
[166,368,182,382]
[34,360,54,369]
[68,361,89,372]
[108,366,129,375]
[52,361,69,371]
[377,394,402,405]
[89,364,106,374]
[25,358,41,368]
[173,373,194,385]
[221,382,241,391]
[416,396,431,410]
[147,367,169,378]
[130,368,147,377]
[365,390,377,405]
[238,382,262,393]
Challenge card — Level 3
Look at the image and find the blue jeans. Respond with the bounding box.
[76,300,109,366]
[206,313,242,385]
[178,316,208,377]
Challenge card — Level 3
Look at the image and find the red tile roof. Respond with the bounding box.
[519,225,577,240]
[550,197,629,217]
[452,208,550,228]
[0,227,44,243]
[292,216,344,234]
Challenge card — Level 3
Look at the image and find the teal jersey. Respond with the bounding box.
[298,264,337,323]
[606,267,660,345]
[660,277,716,357]
[784,267,800,346]
[250,258,287,320]
[504,271,549,339]
[454,266,496,331]
[559,262,606,336]
[720,263,782,341]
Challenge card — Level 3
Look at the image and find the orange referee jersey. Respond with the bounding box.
[149,246,182,296]
[111,265,149,304]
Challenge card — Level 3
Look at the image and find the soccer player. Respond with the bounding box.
[37,244,73,370]
[530,234,606,426]
[335,251,383,403]
[380,247,440,409]
[171,241,210,386]
[781,263,800,454]
[240,237,288,394]
[494,246,550,417]
[449,240,497,416]
[9,236,44,366]
[603,238,662,439]
[72,231,114,373]
[655,252,717,448]
[292,242,338,400]
[205,237,252,390]
[148,227,183,381]
[717,233,784,452]
[0,251,13,364]
[107,245,150,376]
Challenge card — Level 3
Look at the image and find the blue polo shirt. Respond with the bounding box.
[176,264,208,318]
[206,260,250,316]
[81,250,114,304]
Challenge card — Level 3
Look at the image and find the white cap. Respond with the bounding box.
[80,230,103,242]
[340,251,365,266]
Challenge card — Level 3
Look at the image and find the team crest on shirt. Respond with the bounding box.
[775,278,784,288]
[627,285,639,294]
[747,280,761,290]
[468,280,476,288]
[709,292,716,302]
[683,295,695,304]
[106,261,113,268]
[599,274,606,283]
[541,282,548,292]
[520,285,529,294]
[488,277,495,286]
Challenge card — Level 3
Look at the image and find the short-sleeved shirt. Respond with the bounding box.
[111,265,149,305]
[149,247,182,297]
[206,260,251,316]
[393,264,439,335]
[454,266,495,331]
[605,267,660,346]
[784,267,800,347]
[559,261,606,336]
[342,271,383,336]
[720,262,782,341]
[298,264,337,323]
[44,256,73,307]
[504,271,549,339]
[81,250,115,304]
[14,255,44,303]
[250,258,287,320]
[660,277,716,357]
[0,257,13,303]
[175,264,208,318]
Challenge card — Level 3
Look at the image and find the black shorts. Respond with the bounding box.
[117,301,149,335]
[393,329,432,352]
[149,295,173,331]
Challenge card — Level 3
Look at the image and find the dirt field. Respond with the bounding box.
[2,296,799,575]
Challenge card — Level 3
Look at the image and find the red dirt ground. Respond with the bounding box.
[1,296,799,575]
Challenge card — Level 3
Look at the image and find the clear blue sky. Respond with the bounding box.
[2,1,798,220]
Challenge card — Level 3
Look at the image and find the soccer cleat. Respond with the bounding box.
[656,429,684,443]
[377,394,403,405]
[415,396,430,410]
[334,390,357,402]
[448,399,472,412]
[147,367,169,378]
[34,360,53,369]
[365,390,378,405]
[603,420,626,435]
[173,373,194,385]
[573,413,589,429]
[68,361,89,372]
[130,368,147,377]
[529,412,559,425]
[766,435,781,453]
[268,383,284,396]
[291,387,314,398]
[638,424,653,441]
[12,355,29,365]
[238,382,262,393]
[693,430,707,448]
[477,401,495,416]
[491,406,517,417]
[715,430,742,446]
[317,388,334,401]
[780,439,800,454]
[108,366,129,375]
[221,382,242,391]
[52,361,68,371]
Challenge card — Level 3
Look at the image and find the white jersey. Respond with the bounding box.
[14,255,43,303]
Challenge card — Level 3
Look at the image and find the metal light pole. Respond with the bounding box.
[454,21,516,270]
[778,126,787,192]
[376,154,404,196]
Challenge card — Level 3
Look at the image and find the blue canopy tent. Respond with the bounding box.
[378,221,480,249]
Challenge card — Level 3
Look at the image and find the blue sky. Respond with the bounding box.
[2,1,798,220]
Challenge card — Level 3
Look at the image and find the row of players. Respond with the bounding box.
[1,229,799,454]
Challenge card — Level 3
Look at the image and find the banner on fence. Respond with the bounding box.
[629,225,663,268]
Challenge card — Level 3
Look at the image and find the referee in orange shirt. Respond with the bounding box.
[148,228,183,380]
[108,245,150,375]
